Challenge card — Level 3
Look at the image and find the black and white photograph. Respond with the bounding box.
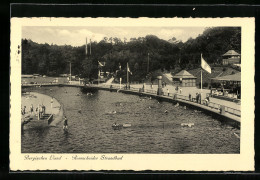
[10,18,254,171]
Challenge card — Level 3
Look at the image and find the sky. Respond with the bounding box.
[22,26,207,46]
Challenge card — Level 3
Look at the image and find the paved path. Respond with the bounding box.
[119,83,240,111]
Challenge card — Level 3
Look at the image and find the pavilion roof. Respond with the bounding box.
[172,70,197,79]
[222,50,240,56]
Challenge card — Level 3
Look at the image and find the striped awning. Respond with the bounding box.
[211,72,241,82]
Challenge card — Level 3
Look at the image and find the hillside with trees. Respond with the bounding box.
[22,27,240,83]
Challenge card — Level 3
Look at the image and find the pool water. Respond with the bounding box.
[22,86,240,153]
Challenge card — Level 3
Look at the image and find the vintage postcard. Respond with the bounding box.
[10,17,255,171]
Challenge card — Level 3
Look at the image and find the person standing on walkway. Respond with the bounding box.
[30,104,34,115]
[196,93,199,103]
[51,97,54,114]
[23,106,26,115]
[39,105,42,119]
[30,104,33,116]
[199,93,202,104]
[205,96,210,106]
[179,88,182,94]
[167,89,170,96]
[35,106,38,117]
[176,86,179,93]
[42,104,46,115]
[63,116,68,130]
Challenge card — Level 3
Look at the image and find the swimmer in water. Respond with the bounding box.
[113,122,118,127]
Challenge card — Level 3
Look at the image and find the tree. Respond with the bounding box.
[21,27,240,80]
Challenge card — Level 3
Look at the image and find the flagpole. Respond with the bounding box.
[201,54,202,92]
[86,38,88,55]
[147,53,149,73]
[70,61,71,82]
[127,62,129,89]
[90,39,91,55]
[201,68,202,91]
[98,69,100,85]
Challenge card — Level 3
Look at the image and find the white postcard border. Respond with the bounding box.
[10,17,255,171]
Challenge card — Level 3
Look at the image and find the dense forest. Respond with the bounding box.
[22,27,241,82]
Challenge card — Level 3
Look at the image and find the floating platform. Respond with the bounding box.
[22,114,53,130]
[81,86,99,93]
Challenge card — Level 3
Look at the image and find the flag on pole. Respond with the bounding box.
[98,61,104,67]
[201,54,211,74]
[127,63,132,75]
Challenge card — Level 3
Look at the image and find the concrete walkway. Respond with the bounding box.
[21,92,63,126]
[112,83,240,111]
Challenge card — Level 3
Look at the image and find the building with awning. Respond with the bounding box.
[211,72,241,83]
[172,70,197,87]
[222,50,241,65]
[211,72,241,99]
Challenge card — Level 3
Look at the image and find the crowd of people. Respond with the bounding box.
[21,104,46,119]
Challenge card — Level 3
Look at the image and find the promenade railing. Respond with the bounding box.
[93,84,240,117]
[109,84,241,117]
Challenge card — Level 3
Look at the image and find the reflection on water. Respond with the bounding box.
[22,86,240,153]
